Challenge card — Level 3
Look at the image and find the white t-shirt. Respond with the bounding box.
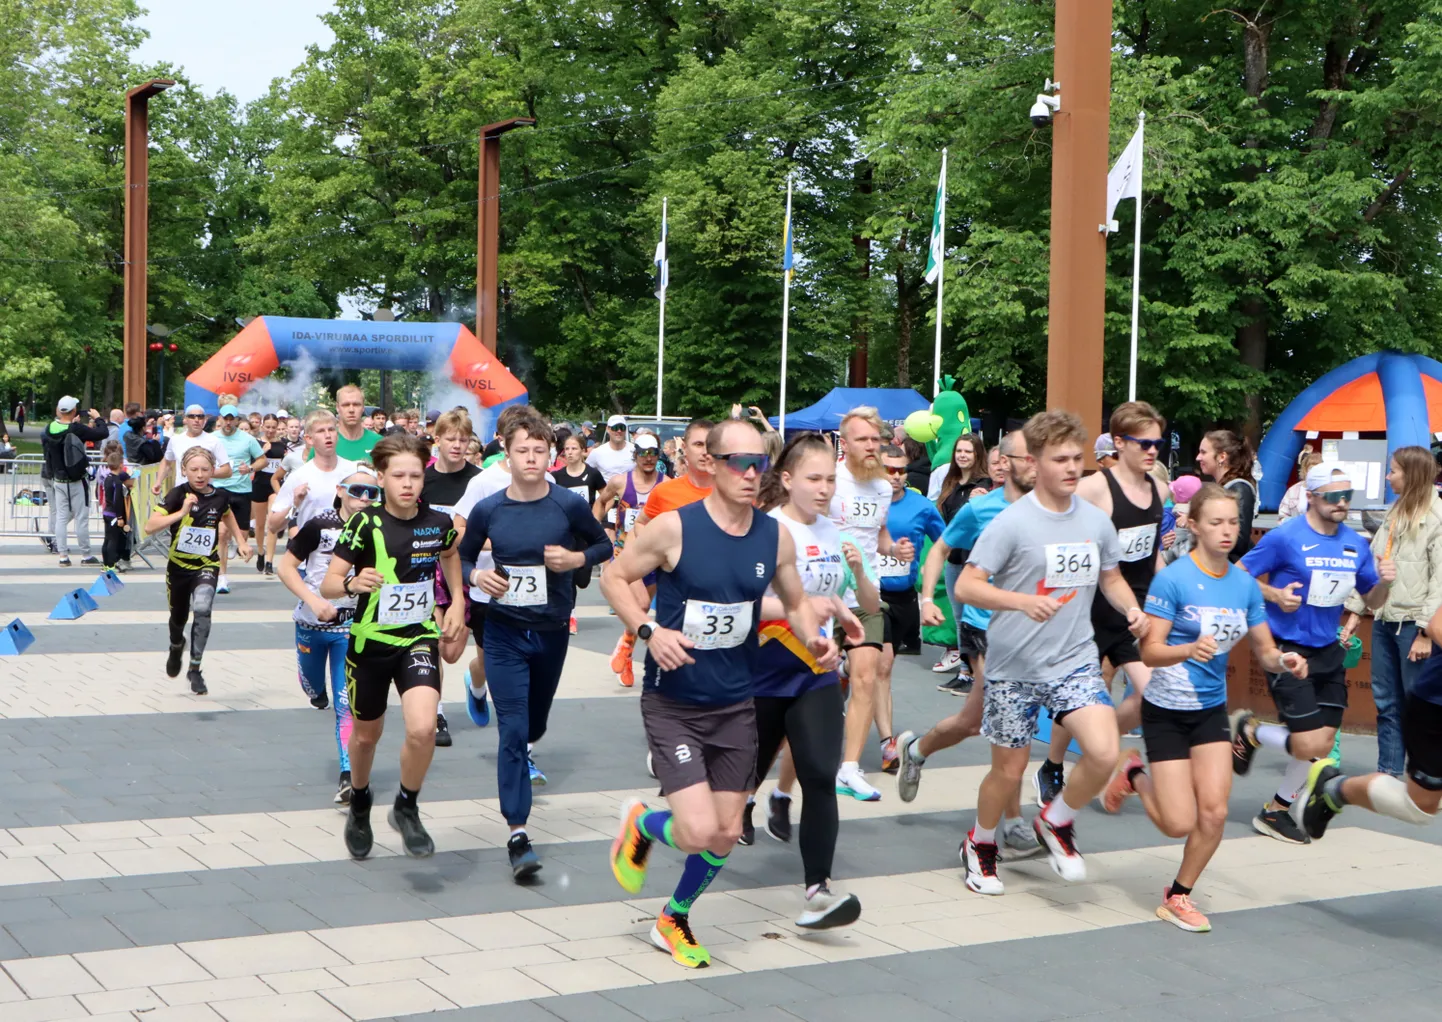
[926,463,949,502]
[828,461,891,609]
[163,431,229,474]
[586,442,635,482]
[454,462,553,603]
[272,458,359,530]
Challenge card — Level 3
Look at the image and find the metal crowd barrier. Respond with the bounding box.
[0,453,107,544]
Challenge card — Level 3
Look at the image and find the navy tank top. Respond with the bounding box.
[644,500,778,705]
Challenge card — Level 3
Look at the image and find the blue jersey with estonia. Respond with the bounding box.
[1240,515,1380,647]
[644,501,778,705]
[1143,554,1267,710]
[940,486,1011,631]
[879,489,944,592]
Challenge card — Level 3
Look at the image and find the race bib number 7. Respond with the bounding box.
[682,600,753,650]
[1307,570,1355,608]
[1044,542,1098,590]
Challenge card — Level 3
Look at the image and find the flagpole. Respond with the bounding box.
[657,197,667,417]
[1128,113,1143,402]
[932,148,947,399]
[780,175,793,434]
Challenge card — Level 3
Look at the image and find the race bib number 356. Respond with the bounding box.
[1044,542,1098,590]
[682,599,753,650]
[878,553,910,578]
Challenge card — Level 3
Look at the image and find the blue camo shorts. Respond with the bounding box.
[981,661,1113,749]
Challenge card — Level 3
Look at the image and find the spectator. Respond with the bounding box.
[97,442,133,571]
[1278,450,1325,521]
[107,409,125,444]
[0,432,16,472]
[41,396,108,566]
[13,401,25,434]
[115,402,141,448]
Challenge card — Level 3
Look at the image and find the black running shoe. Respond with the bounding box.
[80,555,100,566]
[766,793,793,843]
[389,803,435,858]
[434,713,452,748]
[1229,709,1259,776]
[1302,760,1343,840]
[334,771,353,807]
[1033,761,1064,807]
[264,561,275,578]
[508,831,542,879]
[256,552,266,573]
[310,691,329,710]
[166,643,185,679]
[937,673,973,695]
[187,668,207,696]
[738,801,755,846]
[345,807,373,859]
[1253,806,1309,845]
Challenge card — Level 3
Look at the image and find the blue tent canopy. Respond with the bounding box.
[769,388,930,431]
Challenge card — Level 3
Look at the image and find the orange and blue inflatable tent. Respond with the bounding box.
[184,317,527,415]
[1257,350,1442,509]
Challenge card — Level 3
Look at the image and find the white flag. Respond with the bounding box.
[1106,122,1143,224]
[923,152,946,285]
[653,204,669,298]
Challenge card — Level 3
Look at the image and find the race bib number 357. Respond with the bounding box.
[1044,542,1099,590]
[682,599,753,650]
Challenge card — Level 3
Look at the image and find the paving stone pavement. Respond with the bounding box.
[1,543,1440,1020]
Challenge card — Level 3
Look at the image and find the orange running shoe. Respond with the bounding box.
[610,632,635,674]
[1099,750,1143,814]
[1156,888,1211,932]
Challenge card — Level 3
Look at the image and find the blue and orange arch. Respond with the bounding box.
[184,317,528,415]
[1257,350,1442,509]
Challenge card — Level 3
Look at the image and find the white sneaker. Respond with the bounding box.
[999,817,1044,860]
[216,574,230,594]
[931,649,963,674]
[895,730,923,803]
[961,836,1004,895]
[796,884,861,929]
[835,764,881,802]
[1034,816,1087,882]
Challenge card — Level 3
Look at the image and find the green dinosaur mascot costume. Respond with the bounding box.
[902,377,973,649]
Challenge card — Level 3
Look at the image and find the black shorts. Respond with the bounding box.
[1404,695,1442,791]
[220,489,252,531]
[641,690,756,795]
[881,589,920,655]
[1267,641,1347,733]
[467,598,489,648]
[958,621,988,659]
[345,636,441,722]
[250,472,276,504]
[1141,700,1231,762]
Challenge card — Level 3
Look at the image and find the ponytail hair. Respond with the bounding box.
[758,432,833,512]
[1204,429,1255,486]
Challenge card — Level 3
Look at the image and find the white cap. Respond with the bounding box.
[56,396,78,413]
[634,434,659,451]
[1305,464,1351,491]
[607,414,627,428]
[184,403,207,417]
[277,409,291,418]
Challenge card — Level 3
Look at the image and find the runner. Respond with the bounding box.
[460,409,611,879]
[1121,483,1308,931]
[151,404,231,496]
[604,419,835,968]
[551,433,606,506]
[875,444,943,771]
[321,433,466,860]
[145,446,251,696]
[276,467,377,804]
[955,410,1145,894]
[213,406,267,596]
[587,414,636,481]
[900,431,1042,861]
[750,433,875,927]
[1041,401,1168,809]
[250,413,287,576]
[830,408,914,802]
[269,411,359,536]
[598,434,663,687]
[1233,464,1394,842]
[609,420,716,691]
[329,384,381,462]
[421,408,482,750]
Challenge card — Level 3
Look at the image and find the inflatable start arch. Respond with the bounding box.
[184,317,528,415]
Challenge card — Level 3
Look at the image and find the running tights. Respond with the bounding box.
[167,568,215,667]
[754,683,845,888]
[296,625,353,772]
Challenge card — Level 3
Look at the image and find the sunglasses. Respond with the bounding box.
[1318,489,1354,505]
[1122,435,1165,452]
[884,466,908,476]
[714,452,770,475]
[608,424,626,431]
[341,483,381,501]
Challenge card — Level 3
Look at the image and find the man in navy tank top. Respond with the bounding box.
[602,419,837,970]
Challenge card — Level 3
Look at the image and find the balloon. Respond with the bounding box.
[904,409,943,444]
[167,343,178,352]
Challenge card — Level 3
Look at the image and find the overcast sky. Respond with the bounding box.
[133,0,337,103]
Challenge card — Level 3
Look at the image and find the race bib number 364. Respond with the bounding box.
[682,600,753,650]
[1044,542,1098,590]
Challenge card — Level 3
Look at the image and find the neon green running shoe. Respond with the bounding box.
[651,910,710,969]
[610,797,652,895]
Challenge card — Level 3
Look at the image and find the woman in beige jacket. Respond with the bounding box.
[1340,446,1442,776]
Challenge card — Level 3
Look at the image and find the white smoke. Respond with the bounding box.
[234,350,329,416]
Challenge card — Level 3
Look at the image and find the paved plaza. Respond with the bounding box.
[0,544,1437,1021]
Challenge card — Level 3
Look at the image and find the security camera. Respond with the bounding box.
[1030,93,1061,128]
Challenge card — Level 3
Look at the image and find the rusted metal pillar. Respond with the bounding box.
[123,79,173,408]
[476,118,535,352]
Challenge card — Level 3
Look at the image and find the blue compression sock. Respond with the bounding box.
[637,810,677,848]
[667,849,727,916]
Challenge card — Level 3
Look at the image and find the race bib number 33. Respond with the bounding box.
[682,600,753,650]
[1044,542,1098,590]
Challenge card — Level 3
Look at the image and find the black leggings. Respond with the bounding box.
[167,566,216,666]
[754,682,845,888]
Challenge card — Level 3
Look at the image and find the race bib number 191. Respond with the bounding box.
[1044,542,1098,590]
[682,599,753,650]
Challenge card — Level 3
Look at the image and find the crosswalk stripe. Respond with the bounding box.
[13,606,619,626]
[0,827,1435,1020]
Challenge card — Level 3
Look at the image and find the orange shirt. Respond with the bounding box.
[643,475,711,520]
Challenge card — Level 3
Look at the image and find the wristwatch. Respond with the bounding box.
[636,623,654,642]
[342,575,354,596]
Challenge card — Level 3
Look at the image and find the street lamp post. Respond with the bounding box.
[476,118,535,353]
[123,79,175,409]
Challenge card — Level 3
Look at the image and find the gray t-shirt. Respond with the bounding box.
[967,492,1121,682]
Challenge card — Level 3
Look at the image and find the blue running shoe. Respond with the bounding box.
[529,755,547,786]
[464,669,489,728]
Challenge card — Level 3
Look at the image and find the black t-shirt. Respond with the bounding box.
[551,464,605,508]
[161,484,230,571]
[483,437,503,459]
[256,439,288,476]
[422,462,481,516]
[333,505,457,649]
